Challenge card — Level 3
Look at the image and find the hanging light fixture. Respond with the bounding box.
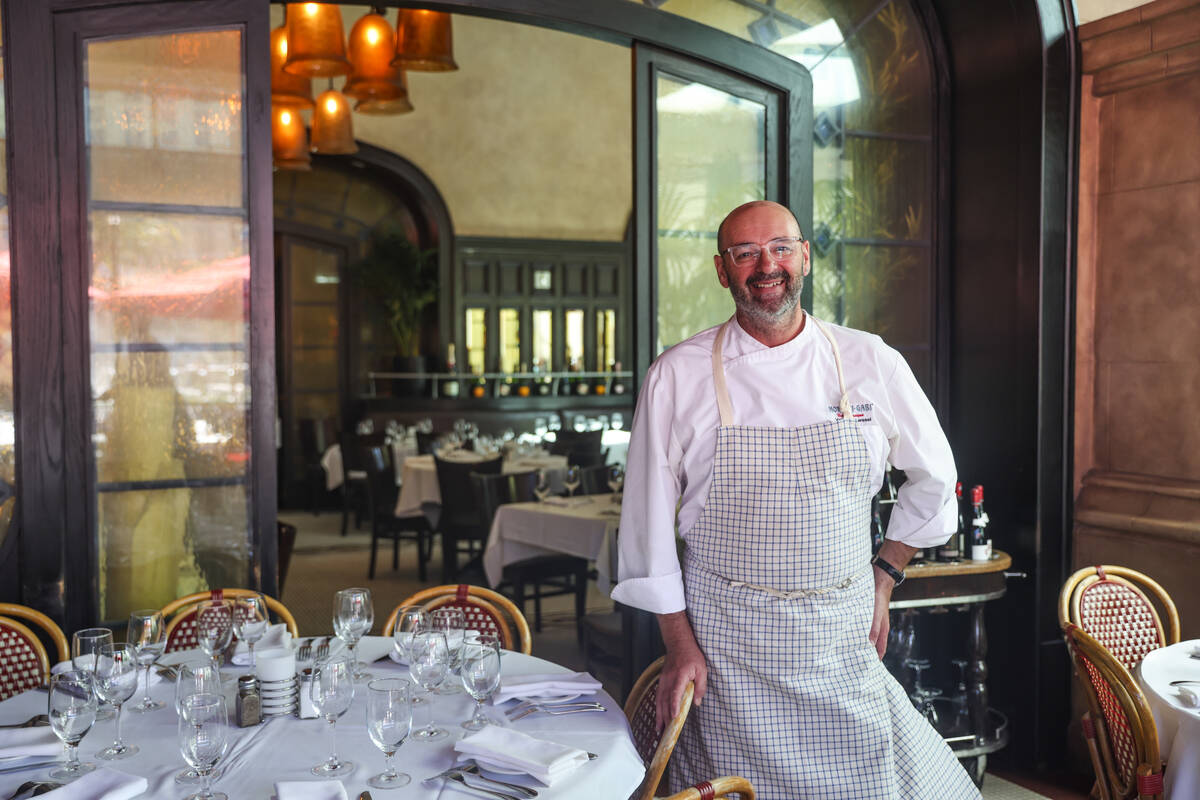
[310,89,358,154]
[272,106,311,170]
[345,8,414,114]
[283,2,351,78]
[392,9,459,72]
[270,25,314,109]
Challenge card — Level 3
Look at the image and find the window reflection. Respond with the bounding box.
[0,2,15,550]
[498,308,520,373]
[465,308,486,374]
[564,309,584,369]
[532,309,553,371]
[596,309,616,371]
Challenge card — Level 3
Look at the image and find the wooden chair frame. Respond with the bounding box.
[662,777,755,800]
[0,602,69,662]
[0,615,51,698]
[161,589,299,649]
[1063,624,1164,800]
[624,656,695,800]
[1058,565,1180,649]
[383,584,533,655]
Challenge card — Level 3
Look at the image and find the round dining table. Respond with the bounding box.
[1137,639,1200,799]
[0,637,644,800]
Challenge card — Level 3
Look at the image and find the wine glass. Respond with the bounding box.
[173,660,222,785]
[94,642,139,759]
[533,470,551,503]
[195,600,234,675]
[391,607,427,705]
[366,677,413,789]
[610,412,624,430]
[334,587,374,681]
[47,670,97,781]
[178,693,230,800]
[310,655,355,776]
[232,594,269,673]
[607,464,625,499]
[459,635,501,730]
[432,608,465,695]
[563,466,581,497]
[71,628,114,720]
[408,630,449,741]
[127,609,166,712]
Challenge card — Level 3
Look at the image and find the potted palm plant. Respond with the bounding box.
[348,225,438,395]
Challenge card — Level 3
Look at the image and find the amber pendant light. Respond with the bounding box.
[272,106,311,170]
[393,9,459,72]
[271,25,314,109]
[283,3,350,78]
[345,9,414,114]
[310,89,358,154]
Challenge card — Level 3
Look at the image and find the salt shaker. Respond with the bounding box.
[236,674,261,727]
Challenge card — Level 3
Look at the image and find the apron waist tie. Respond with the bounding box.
[727,574,858,599]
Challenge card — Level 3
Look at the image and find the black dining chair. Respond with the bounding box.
[470,471,589,633]
[578,464,613,495]
[548,429,607,468]
[433,454,503,581]
[364,444,433,581]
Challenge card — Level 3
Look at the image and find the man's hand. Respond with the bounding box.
[655,611,707,732]
[870,540,918,658]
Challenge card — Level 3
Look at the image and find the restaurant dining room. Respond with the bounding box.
[1,0,1199,798]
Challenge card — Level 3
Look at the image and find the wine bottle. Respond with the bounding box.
[471,372,487,399]
[611,361,627,395]
[969,484,990,560]
[443,343,460,398]
[498,373,513,396]
[516,362,532,397]
[936,481,964,562]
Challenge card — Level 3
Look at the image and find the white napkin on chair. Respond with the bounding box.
[0,728,61,760]
[38,767,147,800]
[454,725,588,786]
[233,624,292,666]
[493,671,602,704]
[274,780,348,800]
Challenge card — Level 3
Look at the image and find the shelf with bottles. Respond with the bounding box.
[364,369,634,400]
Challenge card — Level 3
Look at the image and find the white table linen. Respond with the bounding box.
[483,495,621,592]
[394,453,569,517]
[1137,640,1200,799]
[493,672,603,705]
[0,639,643,800]
[0,728,60,760]
[40,767,147,800]
[321,442,414,491]
[454,726,589,786]
[274,779,348,800]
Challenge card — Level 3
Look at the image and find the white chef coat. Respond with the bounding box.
[611,314,957,615]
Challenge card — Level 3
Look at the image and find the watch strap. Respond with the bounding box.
[871,554,905,586]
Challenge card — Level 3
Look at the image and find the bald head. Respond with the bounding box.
[716,201,803,253]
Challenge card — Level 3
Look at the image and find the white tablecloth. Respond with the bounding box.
[0,639,643,800]
[1137,640,1200,799]
[483,495,621,593]
[394,453,569,517]
[320,443,414,491]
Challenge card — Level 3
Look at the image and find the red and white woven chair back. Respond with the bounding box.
[1077,648,1139,791]
[1077,576,1163,671]
[165,594,239,654]
[422,592,513,651]
[0,617,47,701]
[629,677,661,766]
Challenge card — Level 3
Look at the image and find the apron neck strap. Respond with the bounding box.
[711,314,853,425]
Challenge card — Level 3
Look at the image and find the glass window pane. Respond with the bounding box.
[290,244,340,303]
[86,30,251,621]
[596,309,616,371]
[565,309,584,368]
[839,3,932,137]
[0,2,15,550]
[836,243,931,350]
[532,309,553,371]
[656,73,764,352]
[465,308,486,374]
[498,308,520,374]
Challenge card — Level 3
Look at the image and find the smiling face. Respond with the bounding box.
[714,202,810,337]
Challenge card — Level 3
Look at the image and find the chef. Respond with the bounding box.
[611,201,980,798]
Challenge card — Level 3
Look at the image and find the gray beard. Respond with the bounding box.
[729,269,803,330]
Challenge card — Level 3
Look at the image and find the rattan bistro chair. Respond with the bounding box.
[0,603,70,700]
[384,584,532,655]
[1063,624,1164,800]
[161,589,299,653]
[625,656,695,800]
[1059,565,1180,671]
[662,777,756,800]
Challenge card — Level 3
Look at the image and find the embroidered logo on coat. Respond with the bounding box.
[828,402,874,422]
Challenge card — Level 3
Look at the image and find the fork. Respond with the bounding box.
[315,637,331,660]
[443,772,521,799]
[0,715,48,729]
[508,705,607,721]
[296,638,313,661]
[504,702,603,718]
[423,766,537,798]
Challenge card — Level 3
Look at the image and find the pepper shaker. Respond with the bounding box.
[236,674,262,727]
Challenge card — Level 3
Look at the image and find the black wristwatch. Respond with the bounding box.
[871,554,905,586]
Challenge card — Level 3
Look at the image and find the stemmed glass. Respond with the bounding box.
[47,670,97,781]
[607,464,625,500]
[408,630,449,741]
[71,628,114,720]
[366,678,413,789]
[94,642,139,759]
[232,594,269,673]
[310,655,355,777]
[533,470,551,503]
[459,635,501,731]
[563,466,581,497]
[610,412,624,430]
[334,587,374,681]
[432,608,465,695]
[391,607,427,704]
[173,661,222,785]
[178,693,230,800]
[195,600,234,675]
[128,609,166,712]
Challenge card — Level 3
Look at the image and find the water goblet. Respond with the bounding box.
[127,609,166,712]
[334,587,374,681]
[310,655,355,776]
[178,693,230,800]
[195,600,234,675]
[533,470,552,503]
[432,608,465,695]
[232,594,269,673]
[459,635,501,730]
[95,643,139,759]
[391,607,428,704]
[173,661,222,785]
[547,416,561,432]
[47,670,97,781]
[71,628,114,720]
[607,464,625,499]
[408,630,449,741]
[366,678,413,789]
[563,466,581,498]
[610,412,624,430]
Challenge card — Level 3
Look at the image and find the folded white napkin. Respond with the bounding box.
[493,672,602,704]
[233,624,292,665]
[39,767,147,800]
[455,725,588,786]
[0,728,61,760]
[274,780,348,800]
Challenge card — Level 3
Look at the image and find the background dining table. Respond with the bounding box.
[1137,639,1200,800]
[0,637,643,800]
[393,452,569,518]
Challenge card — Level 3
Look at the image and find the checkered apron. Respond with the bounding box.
[670,318,979,799]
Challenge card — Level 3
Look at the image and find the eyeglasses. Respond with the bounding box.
[721,236,804,267]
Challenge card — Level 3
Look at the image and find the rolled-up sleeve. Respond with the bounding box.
[610,362,687,614]
[882,350,958,549]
